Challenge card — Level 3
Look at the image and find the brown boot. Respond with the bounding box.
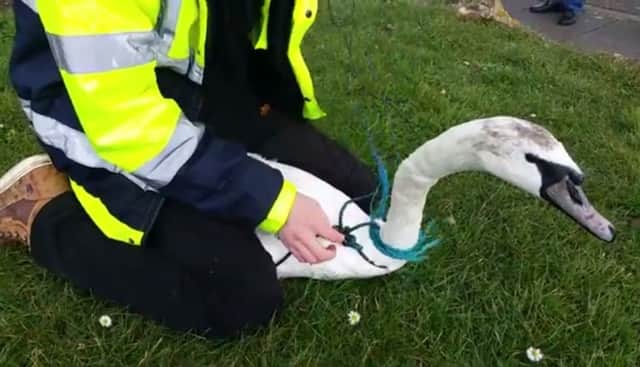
[0,154,70,249]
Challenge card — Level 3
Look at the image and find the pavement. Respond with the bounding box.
[501,0,640,61]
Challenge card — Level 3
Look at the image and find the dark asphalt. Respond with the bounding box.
[503,0,640,61]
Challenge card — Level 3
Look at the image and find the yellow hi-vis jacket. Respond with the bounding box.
[10,0,325,245]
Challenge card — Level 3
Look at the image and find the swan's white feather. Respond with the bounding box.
[250,153,406,280]
[248,116,585,280]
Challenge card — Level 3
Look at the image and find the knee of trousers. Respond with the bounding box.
[204,275,285,338]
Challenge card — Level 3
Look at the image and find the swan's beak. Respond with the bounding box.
[543,177,616,243]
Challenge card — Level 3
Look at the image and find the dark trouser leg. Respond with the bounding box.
[30,192,283,339]
[254,122,378,214]
[563,0,583,11]
[529,0,565,12]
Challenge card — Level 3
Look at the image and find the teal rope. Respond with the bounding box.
[365,140,441,262]
[333,142,441,265]
[324,0,440,263]
[275,150,440,269]
[335,192,388,270]
[368,221,440,262]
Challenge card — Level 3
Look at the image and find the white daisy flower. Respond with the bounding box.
[99,315,113,328]
[347,311,361,326]
[440,89,447,95]
[463,61,471,66]
[526,346,544,362]
[529,113,537,118]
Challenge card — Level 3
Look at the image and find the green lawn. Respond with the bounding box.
[1,1,640,366]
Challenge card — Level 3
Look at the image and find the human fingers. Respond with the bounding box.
[299,231,336,263]
[314,221,345,244]
[291,238,318,264]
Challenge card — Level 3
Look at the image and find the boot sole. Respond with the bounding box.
[0,154,52,197]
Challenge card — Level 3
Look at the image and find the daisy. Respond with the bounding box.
[347,311,361,326]
[526,346,544,363]
[99,315,113,328]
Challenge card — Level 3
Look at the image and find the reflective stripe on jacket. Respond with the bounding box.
[10,0,323,245]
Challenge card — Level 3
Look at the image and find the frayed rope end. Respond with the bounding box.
[367,143,442,262]
[368,221,441,262]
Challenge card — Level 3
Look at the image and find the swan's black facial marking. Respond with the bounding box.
[525,153,615,243]
[525,153,583,202]
[566,179,583,206]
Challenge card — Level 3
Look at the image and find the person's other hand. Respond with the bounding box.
[278,192,344,264]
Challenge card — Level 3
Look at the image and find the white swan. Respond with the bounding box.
[253,116,615,280]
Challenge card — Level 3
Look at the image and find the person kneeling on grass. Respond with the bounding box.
[2,0,377,338]
[530,0,584,25]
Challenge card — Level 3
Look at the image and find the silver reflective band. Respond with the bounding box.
[32,0,193,75]
[45,32,191,75]
[133,115,205,187]
[156,56,191,75]
[188,62,204,85]
[155,0,190,74]
[19,98,33,121]
[158,0,182,39]
[22,103,153,191]
[155,0,184,70]
[46,32,157,74]
[20,0,36,12]
[19,99,203,191]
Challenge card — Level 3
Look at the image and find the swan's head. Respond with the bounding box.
[471,117,615,243]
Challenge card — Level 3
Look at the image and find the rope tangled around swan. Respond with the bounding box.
[274,145,440,269]
[336,143,441,265]
[275,0,441,269]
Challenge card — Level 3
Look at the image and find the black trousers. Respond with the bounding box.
[30,122,377,339]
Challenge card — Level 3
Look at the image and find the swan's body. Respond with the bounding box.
[256,156,407,280]
[253,116,615,280]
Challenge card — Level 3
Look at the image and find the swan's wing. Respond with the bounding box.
[252,155,405,280]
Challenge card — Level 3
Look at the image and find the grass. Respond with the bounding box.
[1,1,640,366]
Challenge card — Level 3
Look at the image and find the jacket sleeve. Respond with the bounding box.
[36,1,296,232]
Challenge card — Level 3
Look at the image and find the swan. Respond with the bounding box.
[252,116,616,280]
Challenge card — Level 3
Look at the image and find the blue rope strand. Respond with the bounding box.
[367,134,391,221]
[324,0,441,264]
[365,138,441,262]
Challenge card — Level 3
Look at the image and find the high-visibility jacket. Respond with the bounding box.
[9,0,325,246]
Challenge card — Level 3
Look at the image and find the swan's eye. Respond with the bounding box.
[566,180,583,206]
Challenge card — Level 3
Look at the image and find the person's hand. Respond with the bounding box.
[278,192,344,264]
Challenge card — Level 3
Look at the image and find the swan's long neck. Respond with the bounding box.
[380,125,483,249]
